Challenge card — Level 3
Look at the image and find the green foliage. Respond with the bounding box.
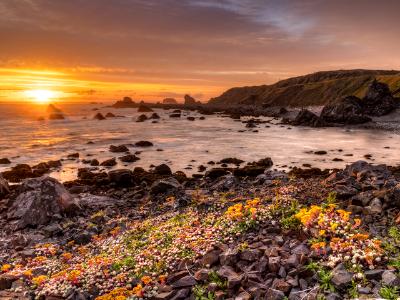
[208,270,227,290]
[389,226,400,243]
[348,280,359,299]
[379,285,400,300]
[305,261,320,272]
[326,191,337,205]
[193,285,215,300]
[318,268,335,292]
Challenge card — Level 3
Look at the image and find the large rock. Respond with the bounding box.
[163,98,178,104]
[138,105,153,112]
[154,164,172,176]
[150,178,181,195]
[361,80,397,116]
[7,177,80,229]
[93,113,106,120]
[112,97,136,108]
[0,174,10,198]
[291,109,325,127]
[2,164,35,183]
[109,145,129,153]
[184,94,197,105]
[108,169,134,186]
[320,96,371,124]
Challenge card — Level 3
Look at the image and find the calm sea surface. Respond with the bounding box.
[0,102,399,182]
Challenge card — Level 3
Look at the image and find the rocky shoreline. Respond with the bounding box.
[1,157,400,300]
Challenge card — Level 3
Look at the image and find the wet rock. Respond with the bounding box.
[361,80,396,116]
[314,150,327,155]
[150,113,160,119]
[93,113,106,120]
[187,116,195,121]
[7,177,80,229]
[100,158,117,167]
[105,112,116,118]
[135,141,154,147]
[119,154,140,163]
[137,105,153,112]
[205,168,230,179]
[109,145,129,153]
[90,159,99,166]
[108,169,134,186]
[184,94,197,105]
[150,178,181,195]
[2,164,35,183]
[154,164,172,176]
[290,109,325,127]
[136,114,148,122]
[68,153,80,159]
[170,113,181,118]
[220,158,244,165]
[0,158,11,164]
[320,96,371,124]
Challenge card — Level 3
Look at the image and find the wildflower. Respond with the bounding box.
[61,252,73,261]
[133,284,143,297]
[1,264,12,273]
[32,275,47,286]
[141,276,152,285]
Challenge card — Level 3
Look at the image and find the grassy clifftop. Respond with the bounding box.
[208,69,400,107]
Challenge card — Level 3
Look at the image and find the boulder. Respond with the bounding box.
[93,113,106,120]
[105,112,116,118]
[2,164,35,183]
[163,98,178,104]
[169,113,181,118]
[291,109,325,127]
[7,177,80,229]
[109,145,129,153]
[108,169,134,186]
[119,154,140,163]
[135,141,153,147]
[361,80,397,116]
[154,164,172,176]
[150,113,160,119]
[0,174,10,198]
[136,114,148,122]
[205,168,230,179]
[100,158,117,167]
[320,96,371,124]
[138,105,153,112]
[0,158,11,164]
[184,94,197,105]
[150,178,181,195]
[112,97,136,108]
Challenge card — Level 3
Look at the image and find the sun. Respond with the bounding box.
[25,89,57,104]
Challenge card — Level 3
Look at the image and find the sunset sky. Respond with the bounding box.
[1,0,400,103]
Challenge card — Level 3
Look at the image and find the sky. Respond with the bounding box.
[1,0,400,103]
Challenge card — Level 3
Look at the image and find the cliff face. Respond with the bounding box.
[208,69,400,107]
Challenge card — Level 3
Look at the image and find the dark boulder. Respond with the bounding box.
[119,154,140,163]
[105,112,116,118]
[154,164,172,176]
[184,94,197,105]
[7,177,80,229]
[150,113,160,119]
[219,158,244,165]
[170,113,181,118]
[0,158,11,164]
[100,158,117,167]
[112,97,136,108]
[136,114,148,122]
[93,113,106,120]
[2,164,35,183]
[163,98,178,104]
[291,109,325,127]
[138,105,153,112]
[150,177,181,195]
[205,168,230,179]
[187,116,195,121]
[108,169,134,186]
[135,141,153,147]
[361,80,397,116]
[320,96,371,124]
[109,145,129,153]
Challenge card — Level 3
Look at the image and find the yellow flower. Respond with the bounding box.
[61,252,73,261]
[32,275,47,286]
[319,229,326,236]
[1,264,12,272]
[133,284,143,297]
[23,270,33,278]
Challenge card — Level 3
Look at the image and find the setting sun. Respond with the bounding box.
[25,89,57,104]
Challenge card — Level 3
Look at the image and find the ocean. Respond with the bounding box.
[0,102,399,182]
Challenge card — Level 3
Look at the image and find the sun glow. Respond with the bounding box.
[25,89,57,104]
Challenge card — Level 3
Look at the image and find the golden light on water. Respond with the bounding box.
[24,89,57,104]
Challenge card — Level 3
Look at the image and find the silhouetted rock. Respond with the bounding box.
[100,158,117,167]
[119,154,140,163]
[94,113,106,120]
[170,113,181,118]
[112,97,136,108]
[163,98,178,104]
[150,113,160,119]
[135,141,153,147]
[0,158,11,164]
[109,145,129,153]
[184,94,197,105]
[291,109,325,127]
[136,114,148,122]
[321,96,371,124]
[138,105,153,112]
[7,177,80,229]
[2,164,35,183]
[105,112,116,118]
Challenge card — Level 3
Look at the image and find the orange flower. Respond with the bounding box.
[133,284,143,297]
[141,275,152,285]
[1,264,12,273]
[32,275,47,286]
[159,274,167,284]
[61,252,73,261]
